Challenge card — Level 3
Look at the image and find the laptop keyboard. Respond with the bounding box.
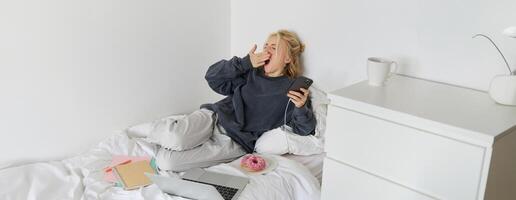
[184,179,238,200]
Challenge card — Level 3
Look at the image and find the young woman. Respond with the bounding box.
[151,30,316,171]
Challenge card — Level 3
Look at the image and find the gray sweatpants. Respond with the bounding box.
[149,109,246,172]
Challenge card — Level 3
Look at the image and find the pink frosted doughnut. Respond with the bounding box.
[240,154,266,172]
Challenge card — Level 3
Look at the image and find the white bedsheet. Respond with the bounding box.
[0,131,320,200]
[284,153,326,183]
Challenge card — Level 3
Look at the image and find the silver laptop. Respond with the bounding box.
[146,168,248,200]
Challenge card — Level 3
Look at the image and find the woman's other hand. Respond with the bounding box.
[249,44,271,68]
[287,88,309,108]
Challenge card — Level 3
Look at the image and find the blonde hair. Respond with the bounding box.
[268,30,305,79]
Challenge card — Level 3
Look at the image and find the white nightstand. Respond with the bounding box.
[321,75,516,200]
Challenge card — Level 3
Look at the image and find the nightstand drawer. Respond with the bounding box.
[321,158,434,200]
[324,105,486,200]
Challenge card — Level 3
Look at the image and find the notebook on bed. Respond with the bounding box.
[104,155,151,183]
[113,160,156,190]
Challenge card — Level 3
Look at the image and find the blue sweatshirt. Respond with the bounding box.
[200,55,316,153]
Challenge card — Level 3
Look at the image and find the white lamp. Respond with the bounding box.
[473,27,516,106]
[503,26,516,38]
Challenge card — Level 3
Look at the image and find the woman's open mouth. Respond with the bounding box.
[264,59,270,66]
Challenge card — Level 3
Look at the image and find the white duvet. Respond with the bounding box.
[0,131,321,200]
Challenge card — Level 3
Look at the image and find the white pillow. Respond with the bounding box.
[254,127,325,156]
[254,85,330,156]
[308,84,330,138]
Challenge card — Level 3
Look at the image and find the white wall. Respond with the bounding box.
[0,0,229,165]
[231,0,516,92]
[2,0,515,166]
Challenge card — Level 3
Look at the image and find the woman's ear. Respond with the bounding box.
[284,56,291,64]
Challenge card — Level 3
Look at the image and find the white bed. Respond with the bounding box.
[0,86,328,200]
[0,130,322,200]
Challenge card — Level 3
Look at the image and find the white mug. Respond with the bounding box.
[367,57,397,86]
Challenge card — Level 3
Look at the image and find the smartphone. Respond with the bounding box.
[287,76,313,93]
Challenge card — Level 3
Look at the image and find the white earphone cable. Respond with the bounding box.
[282,98,292,152]
[279,33,292,152]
